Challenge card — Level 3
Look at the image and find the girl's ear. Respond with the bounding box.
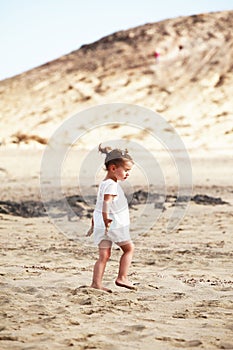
[109,164,116,172]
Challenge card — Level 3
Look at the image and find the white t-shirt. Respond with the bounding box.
[93,179,131,245]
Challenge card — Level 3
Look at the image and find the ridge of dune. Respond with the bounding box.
[0,10,232,150]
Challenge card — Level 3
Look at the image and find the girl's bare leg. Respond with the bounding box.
[115,241,135,289]
[91,240,112,292]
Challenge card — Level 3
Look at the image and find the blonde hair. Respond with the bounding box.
[98,144,133,170]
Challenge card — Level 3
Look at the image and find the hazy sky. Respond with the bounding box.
[0,0,232,80]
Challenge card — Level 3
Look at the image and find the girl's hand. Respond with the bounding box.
[104,218,112,235]
[86,217,94,237]
[86,226,94,237]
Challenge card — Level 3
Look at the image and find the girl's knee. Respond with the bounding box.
[105,250,111,261]
[120,241,134,253]
[128,241,134,250]
[129,242,135,254]
[99,249,111,262]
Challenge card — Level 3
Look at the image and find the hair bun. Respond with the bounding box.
[98,143,112,155]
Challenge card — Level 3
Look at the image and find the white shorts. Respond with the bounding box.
[93,226,131,246]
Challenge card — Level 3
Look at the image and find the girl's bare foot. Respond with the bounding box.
[101,287,112,293]
[115,279,137,290]
[90,284,112,293]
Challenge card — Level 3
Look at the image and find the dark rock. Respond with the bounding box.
[191,194,229,205]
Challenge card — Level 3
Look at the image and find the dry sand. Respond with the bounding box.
[0,148,233,350]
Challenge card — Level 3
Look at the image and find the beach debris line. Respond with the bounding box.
[0,200,46,217]
[0,192,229,218]
[0,196,87,219]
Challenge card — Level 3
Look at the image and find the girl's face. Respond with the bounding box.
[112,160,133,181]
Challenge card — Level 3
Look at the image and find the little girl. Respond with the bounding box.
[86,144,135,292]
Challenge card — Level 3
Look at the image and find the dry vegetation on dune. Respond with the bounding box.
[0,10,232,149]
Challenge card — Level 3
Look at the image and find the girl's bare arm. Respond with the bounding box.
[102,194,115,232]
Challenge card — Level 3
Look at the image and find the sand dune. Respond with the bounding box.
[0,11,232,150]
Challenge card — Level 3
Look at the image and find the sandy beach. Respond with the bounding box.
[0,147,233,350]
